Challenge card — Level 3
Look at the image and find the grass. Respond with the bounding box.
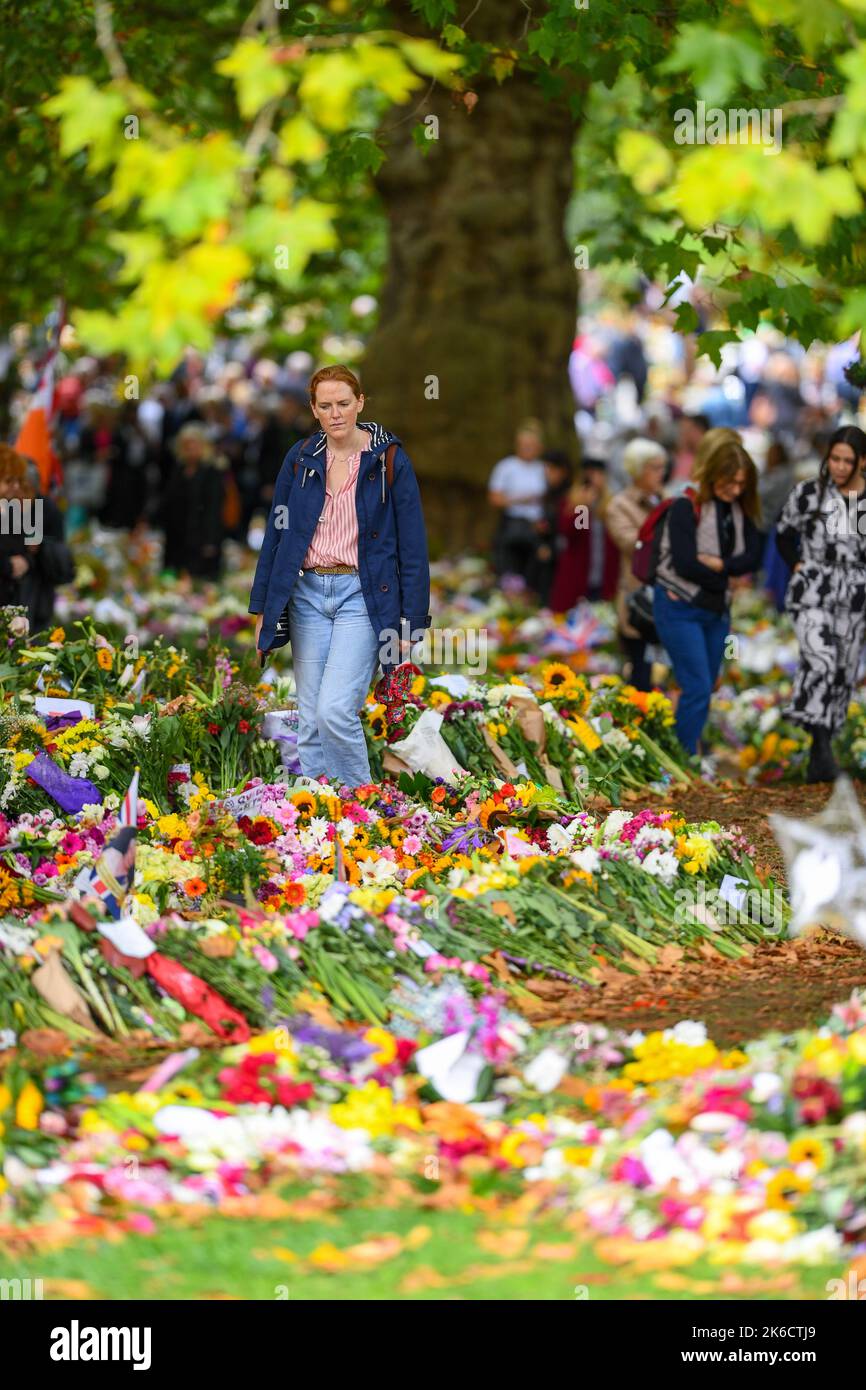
[1,1203,843,1301]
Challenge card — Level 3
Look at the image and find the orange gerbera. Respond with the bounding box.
[183,877,207,897]
[284,881,305,907]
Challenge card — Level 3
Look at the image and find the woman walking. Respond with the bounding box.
[549,458,618,610]
[653,429,762,757]
[605,437,668,691]
[775,425,866,782]
[249,365,431,789]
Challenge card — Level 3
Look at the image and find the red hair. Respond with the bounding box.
[309,364,363,406]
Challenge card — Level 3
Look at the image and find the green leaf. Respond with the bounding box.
[41,77,129,173]
[616,130,673,195]
[278,114,327,164]
[660,24,765,107]
[215,37,291,119]
[696,329,740,367]
[395,36,464,79]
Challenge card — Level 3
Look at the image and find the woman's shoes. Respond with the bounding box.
[805,726,839,784]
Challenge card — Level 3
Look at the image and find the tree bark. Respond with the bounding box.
[363,23,579,550]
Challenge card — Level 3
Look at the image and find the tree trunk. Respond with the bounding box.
[363,26,579,551]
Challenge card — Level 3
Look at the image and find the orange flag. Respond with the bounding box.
[15,350,62,492]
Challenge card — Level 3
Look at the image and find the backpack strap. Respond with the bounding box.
[384,441,397,488]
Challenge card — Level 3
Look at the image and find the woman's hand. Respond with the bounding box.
[697,552,724,572]
[254,614,264,650]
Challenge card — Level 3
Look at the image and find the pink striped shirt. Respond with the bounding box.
[302,447,362,568]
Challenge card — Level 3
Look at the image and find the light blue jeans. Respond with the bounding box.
[288,571,380,788]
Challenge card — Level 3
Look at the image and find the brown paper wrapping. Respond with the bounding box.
[480,727,521,777]
[31,951,97,1030]
[511,696,564,792]
[382,748,415,777]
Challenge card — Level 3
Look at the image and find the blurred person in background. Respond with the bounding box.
[161,423,226,579]
[0,446,73,633]
[653,429,763,757]
[99,400,150,530]
[759,438,797,610]
[489,419,548,583]
[606,438,668,690]
[775,425,866,782]
[670,412,709,485]
[534,448,574,606]
[549,458,618,610]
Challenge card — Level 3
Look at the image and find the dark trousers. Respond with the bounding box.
[621,633,652,691]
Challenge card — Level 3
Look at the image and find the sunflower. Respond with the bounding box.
[390,826,406,848]
[429,690,451,710]
[291,790,317,817]
[369,713,387,739]
[350,826,370,849]
[540,661,576,693]
[787,1136,828,1169]
[765,1168,811,1209]
[478,797,510,830]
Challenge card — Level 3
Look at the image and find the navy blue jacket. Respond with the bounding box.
[249,421,431,669]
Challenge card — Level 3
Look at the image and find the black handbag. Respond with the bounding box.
[626,584,658,643]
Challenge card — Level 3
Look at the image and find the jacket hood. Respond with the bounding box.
[299,421,400,459]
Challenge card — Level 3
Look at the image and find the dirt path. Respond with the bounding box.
[523,779,866,1044]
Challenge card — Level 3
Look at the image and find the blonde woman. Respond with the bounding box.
[606,438,668,689]
[654,429,763,755]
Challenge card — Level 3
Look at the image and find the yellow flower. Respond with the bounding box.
[429,690,451,710]
[330,1080,421,1137]
[0,1083,12,1112]
[739,746,759,770]
[364,1027,398,1066]
[569,716,601,753]
[540,662,576,693]
[122,1132,150,1152]
[562,1145,594,1167]
[96,647,114,671]
[746,1210,800,1242]
[765,1168,811,1210]
[848,1029,866,1065]
[78,1108,114,1135]
[499,1131,529,1167]
[411,675,427,696]
[49,627,65,643]
[788,1136,828,1170]
[15,1079,44,1131]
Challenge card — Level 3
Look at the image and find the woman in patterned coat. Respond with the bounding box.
[776,425,866,782]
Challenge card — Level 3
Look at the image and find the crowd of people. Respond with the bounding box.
[489,315,866,780]
[5,312,866,782]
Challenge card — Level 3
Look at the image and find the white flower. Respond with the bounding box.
[634,825,673,852]
[547,821,580,854]
[750,1071,782,1103]
[758,706,780,734]
[571,846,601,874]
[602,727,631,754]
[601,810,630,840]
[92,764,110,780]
[523,1047,568,1094]
[640,848,680,885]
[664,1020,707,1047]
[131,715,152,738]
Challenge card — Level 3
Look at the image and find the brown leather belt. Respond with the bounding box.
[303,565,358,575]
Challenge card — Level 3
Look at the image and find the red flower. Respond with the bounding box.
[238,720,251,734]
[275,1079,315,1107]
[500,783,515,796]
[207,723,220,735]
[247,818,276,845]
